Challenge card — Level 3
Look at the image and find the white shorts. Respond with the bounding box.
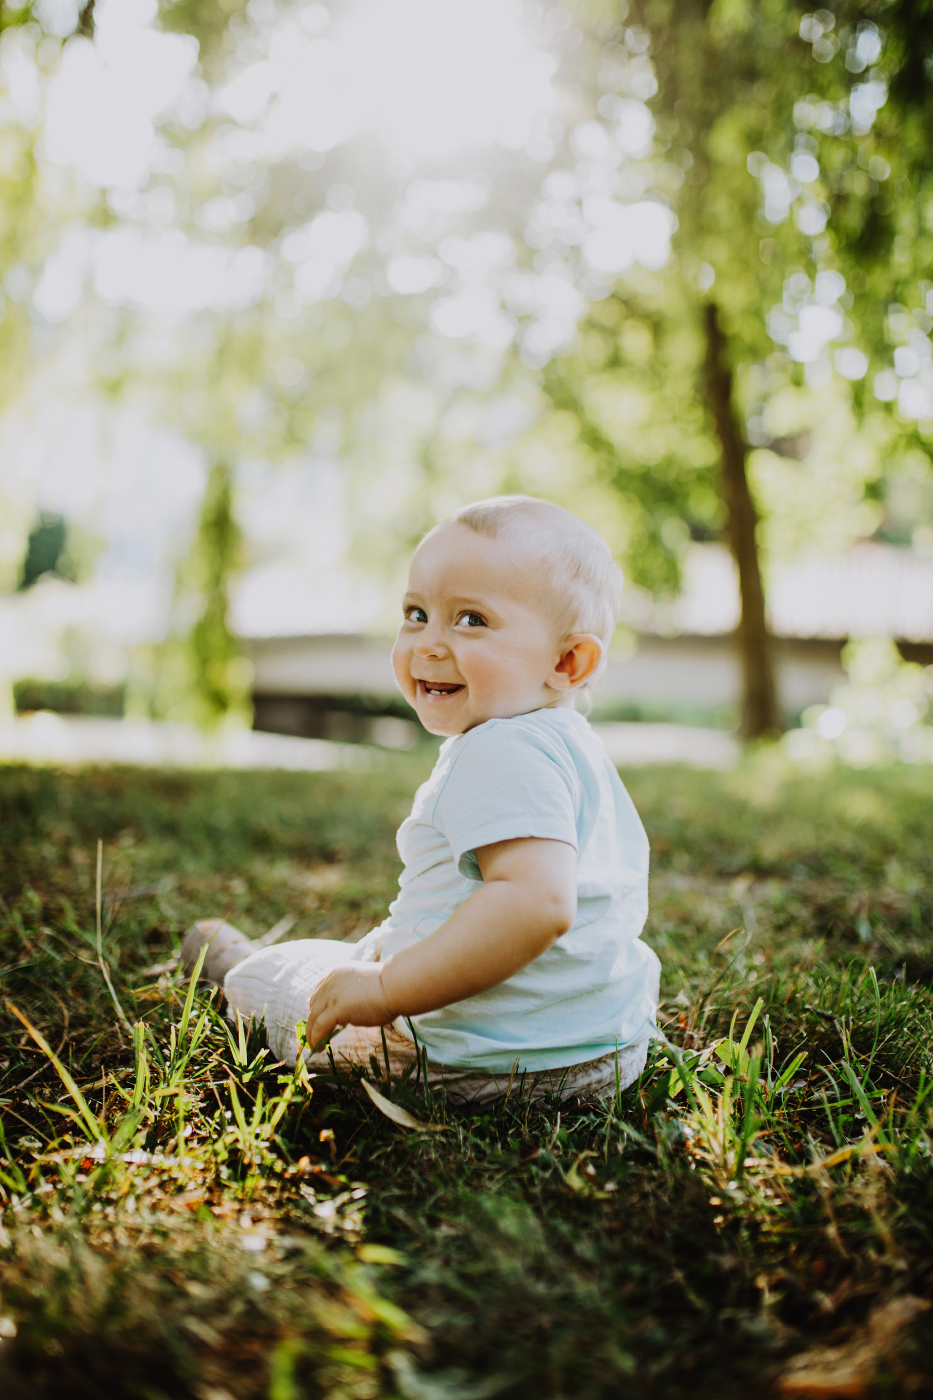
[224,938,650,1105]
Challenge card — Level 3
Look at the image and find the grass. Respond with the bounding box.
[1,753,933,1398]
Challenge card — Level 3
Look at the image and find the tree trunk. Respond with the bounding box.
[188,460,250,730]
[703,301,780,739]
[76,1,96,39]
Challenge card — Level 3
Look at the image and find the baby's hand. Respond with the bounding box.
[306,963,394,1052]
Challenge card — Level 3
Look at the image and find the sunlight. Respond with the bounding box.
[343,0,555,155]
[45,0,554,192]
[45,0,197,190]
[259,0,555,158]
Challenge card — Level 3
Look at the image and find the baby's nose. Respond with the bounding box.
[413,628,448,657]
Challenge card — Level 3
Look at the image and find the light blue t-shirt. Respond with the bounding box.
[356,706,659,1072]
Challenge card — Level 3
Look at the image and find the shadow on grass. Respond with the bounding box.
[1,758,932,1397]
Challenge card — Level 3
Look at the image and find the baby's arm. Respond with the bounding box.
[305,837,576,1051]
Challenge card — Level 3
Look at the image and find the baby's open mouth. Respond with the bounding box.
[418,680,465,698]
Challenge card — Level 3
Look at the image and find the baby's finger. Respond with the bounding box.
[309,1027,339,1054]
[308,974,331,1013]
[306,1006,341,1053]
[307,977,335,1027]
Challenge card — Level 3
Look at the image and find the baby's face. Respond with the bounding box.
[392,524,566,736]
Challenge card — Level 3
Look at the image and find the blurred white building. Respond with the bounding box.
[243,541,933,742]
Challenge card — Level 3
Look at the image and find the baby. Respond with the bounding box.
[183,496,659,1103]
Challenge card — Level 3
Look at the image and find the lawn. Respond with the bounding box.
[1,753,932,1399]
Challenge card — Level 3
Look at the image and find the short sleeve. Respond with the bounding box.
[432,720,579,880]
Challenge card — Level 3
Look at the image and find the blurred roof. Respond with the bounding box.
[238,543,933,652]
[618,543,933,643]
[247,633,396,695]
[243,544,932,716]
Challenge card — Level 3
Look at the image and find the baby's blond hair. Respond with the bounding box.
[427,495,623,688]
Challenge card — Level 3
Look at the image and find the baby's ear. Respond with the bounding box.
[549,635,603,690]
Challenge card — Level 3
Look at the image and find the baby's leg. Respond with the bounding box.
[223,939,420,1079]
[224,939,643,1104]
[311,1022,420,1078]
[181,920,255,984]
[224,939,359,1066]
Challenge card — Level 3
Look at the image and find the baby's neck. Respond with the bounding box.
[543,693,578,711]
[452,694,583,737]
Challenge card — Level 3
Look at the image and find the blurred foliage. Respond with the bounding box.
[17,512,72,590]
[545,291,720,597]
[789,635,933,766]
[0,92,40,598]
[154,461,253,729]
[12,677,124,716]
[534,0,933,732]
[0,4,109,597]
[158,0,248,68]
[0,0,931,730]
[550,0,933,581]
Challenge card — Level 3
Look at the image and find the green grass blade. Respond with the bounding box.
[773,1052,808,1094]
[840,1062,886,1141]
[110,1108,143,1154]
[177,943,209,1050]
[6,1000,106,1146]
[662,1037,701,1116]
[249,1084,265,1132]
[132,1021,150,1110]
[228,1078,250,1145]
[95,838,133,1038]
[738,998,765,1058]
[145,1022,167,1073]
[0,1117,27,1192]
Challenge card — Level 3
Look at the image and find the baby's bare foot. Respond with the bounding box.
[180,920,253,984]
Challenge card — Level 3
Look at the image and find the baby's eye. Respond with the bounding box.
[456,611,487,629]
[405,606,428,624]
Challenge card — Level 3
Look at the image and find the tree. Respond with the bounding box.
[774,1,933,453]
[538,0,930,737]
[0,3,93,716]
[148,0,927,737]
[151,461,253,728]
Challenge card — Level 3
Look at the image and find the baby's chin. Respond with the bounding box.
[412,691,550,735]
[408,698,459,735]
[418,716,461,736]
[412,705,473,737]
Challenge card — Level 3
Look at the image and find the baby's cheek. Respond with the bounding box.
[470,647,522,699]
[392,643,416,697]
